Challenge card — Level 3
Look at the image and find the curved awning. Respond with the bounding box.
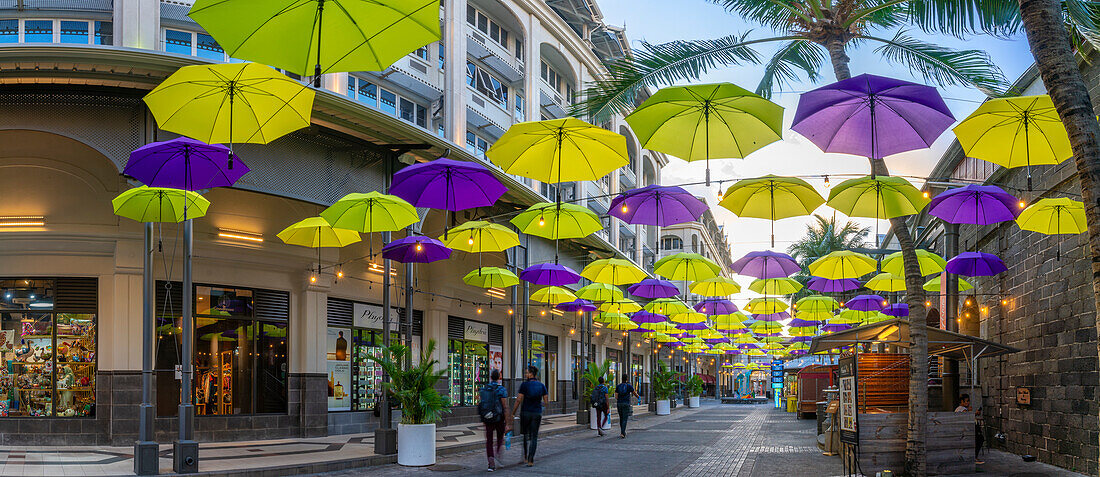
[808,317,1019,361]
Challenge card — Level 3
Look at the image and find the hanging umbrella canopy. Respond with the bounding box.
[605,319,639,331]
[112,186,210,223]
[864,272,906,292]
[953,95,1071,189]
[645,298,691,315]
[808,250,877,280]
[749,321,783,336]
[556,299,597,313]
[882,303,909,317]
[576,283,624,302]
[125,137,248,191]
[847,294,886,312]
[745,297,788,315]
[649,321,680,334]
[441,221,520,253]
[714,313,750,331]
[827,176,930,219]
[787,326,819,337]
[581,258,647,285]
[788,317,823,327]
[690,276,741,297]
[487,117,627,184]
[630,311,668,324]
[511,202,603,240]
[520,263,581,287]
[1017,198,1087,235]
[600,300,642,314]
[795,296,840,314]
[694,298,738,316]
[144,63,314,145]
[654,252,721,281]
[821,323,853,333]
[791,73,955,159]
[794,309,832,321]
[833,309,879,324]
[748,277,802,295]
[321,192,419,233]
[807,276,861,293]
[463,267,519,288]
[719,175,824,222]
[753,311,792,322]
[670,312,708,324]
[531,286,577,305]
[609,185,709,226]
[731,250,800,279]
[676,321,710,331]
[277,216,360,248]
[381,235,452,263]
[390,158,507,211]
[189,0,441,83]
[923,276,974,292]
[628,278,681,299]
[651,333,679,343]
[881,249,947,276]
[946,252,1007,277]
[928,185,1021,225]
[594,312,629,324]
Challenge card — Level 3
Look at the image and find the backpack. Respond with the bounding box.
[591,384,608,407]
[478,383,504,423]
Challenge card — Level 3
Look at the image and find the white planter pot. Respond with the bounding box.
[397,423,436,466]
[689,396,701,408]
[590,407,613,430]
[656,399,671,415]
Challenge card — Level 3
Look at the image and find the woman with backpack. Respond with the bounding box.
[478,369,510,472]
[591,377,610,436]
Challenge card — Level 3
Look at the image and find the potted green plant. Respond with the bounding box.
[648,361,679,415]
[686,375,705,408]
[366,339,450,466]
[579,360,612,429]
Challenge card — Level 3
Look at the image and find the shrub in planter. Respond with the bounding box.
[648,361,679,415]
[367,339,450,466]
[580,360,612,428]
[685,375,704,408]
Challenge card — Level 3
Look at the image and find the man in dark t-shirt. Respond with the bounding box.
[615,379,640,438]
[512,365,548,466]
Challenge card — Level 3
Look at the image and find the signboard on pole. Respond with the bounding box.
[838,355,858,444]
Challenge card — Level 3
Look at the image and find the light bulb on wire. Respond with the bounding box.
[621,204,628,214]
[823,175,830,188]
[415,241,423,252]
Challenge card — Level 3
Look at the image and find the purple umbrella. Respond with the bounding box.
[787,318,821,327]
[946,252,1007,277]
[732,250,800,279]
[928,185,1020,225]
[753,311,791,322]
[737,342,760,349]
[391,158,507,211]
[847,294,886,312]
[520,263,581,286]
[791,74,955,159]
[694,298,738,315]
[628,278,680,299]
[882,303,909,317]
[609,184,708,227]
[125,137,248,191]
[381,236,452,263]
[807,277,861,293]
[704,337,731,344]
[789,336,815,342]
[676,322,709,331]
[664,341,685,347]
[821,323,853,333]
[628,326,654,333]
[724,349,741,355]
[556,299,597,313]
[630,311,668,324]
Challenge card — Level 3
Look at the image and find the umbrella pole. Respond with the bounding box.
[704,105,711,187]
[869,95,878,179]
[313,0,325,88]
[1025,117,1032,191]
[228,90,235,170]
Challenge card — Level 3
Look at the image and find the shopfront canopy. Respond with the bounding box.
[808,317,1019,361]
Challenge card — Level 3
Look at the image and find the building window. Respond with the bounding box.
[156,282,288,416]
[692,234,699,253]
[514,38,523,61]
[0,19,110,45]
[661,236,682,250]
[514,92,525,122]
[466,131,490,158]
[326,300,422,412]
[196,33,225,61]
[60,20,88,44]
[94,21,111,45]
[466,62,509,109]
[379,88,397,116]
[0,20,16,43]
[0,279,98,418]
[349,76,431,130]
[528,333,557,402]
[414,46,429,61]
[438,42,446,69]
[164,28,227,61]
[466,5,509,50]
[24,20,52,42]
[165,29,193,55]
[541,60,566,94]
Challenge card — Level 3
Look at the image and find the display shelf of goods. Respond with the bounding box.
[5,314,97,417]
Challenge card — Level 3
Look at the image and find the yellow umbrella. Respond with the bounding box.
[649,322,680,333]
[605,319,639,331]
[749,321,783,335]
[652,333,679,343]
[277,217,360,248]
[486,117,627,184]
[441,221,520,253]
[714,313,750,330]
[794,296,840,314]
[112,186,210,223]
[511,202,603,240]
[600,300,642,314]
[787,326,819,337]
[463,267,519,288]
[1017,197,1087,235]
[644,298,691,315]
[826,176,930,219]
[690,276,741,297]
[923,276,974,292]
[719,175,824,246]
[576,283,624,302]
[530,286,577,305]
[745,297,788,314]
[808,250,876,280]
[795,310,833,321]
[653,252,721,281]
[833,310,878,324]
[670,312,707,324]
[748,278,802,295]
[321,192,419,233]
[864,272,906,292]
[881,250,946,276]
[581,258,647,285]
[594,312,629,324]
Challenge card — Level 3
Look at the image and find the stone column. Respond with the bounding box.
[113,0,160,50]
[443,0,468,145]
[294,274,330,437]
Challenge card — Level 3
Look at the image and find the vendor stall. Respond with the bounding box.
[809,318,1018,475]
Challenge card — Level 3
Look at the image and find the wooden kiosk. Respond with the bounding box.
[809,318,1018,475]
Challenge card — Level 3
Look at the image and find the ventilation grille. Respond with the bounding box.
[489,323,503,347]
[55,277,97,313]
[254,289,289,321]
[448,316,464,340]
[328,298,354,327]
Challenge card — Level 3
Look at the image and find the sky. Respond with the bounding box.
[595,0,1037,291]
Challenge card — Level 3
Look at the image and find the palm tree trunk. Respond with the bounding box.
[825,37,930,476]
[1017,0,1100,470]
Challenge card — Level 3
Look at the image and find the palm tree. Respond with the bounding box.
[788,214,871,270]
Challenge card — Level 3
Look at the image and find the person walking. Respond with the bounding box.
[477,369,510,472]
[512,365,548,467]
[955,394,985,465]
[615,377,640,438]
[591,377,610,436]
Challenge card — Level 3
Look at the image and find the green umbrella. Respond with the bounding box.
[321,192,419,234]
[719,175,824,246]
[463,267,519,288]
[826,175,929,219]
[576,283,624,302]
[653,252,721,282]
[511,202,602,240]
[112,186,210,223]
[189,0,442,86]
[625,83,783,185]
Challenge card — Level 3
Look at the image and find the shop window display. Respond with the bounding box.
[0,279,97,418]
[448,339,489,406]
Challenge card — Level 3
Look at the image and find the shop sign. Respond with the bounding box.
[464,321,489,342]
[352,302,403,329]
[1016,387,1031,405]
[838,355,858,444]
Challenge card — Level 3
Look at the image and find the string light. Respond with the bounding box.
[468,237,475,245]
[882,300,888,307]
[621,204,629,214]
[508,309,514,315]
[309,275,317,283]
[823,175,830,188]
[922,191,930,198]
[476,307,483,314]
[540,310,546,316]
[336,268,344,279]
[569,328,575,335]
[538,216,545,227]
[925,301,932,307]
[415,241,423,252]
[595,331,600,336]
[1001,299,1008,306]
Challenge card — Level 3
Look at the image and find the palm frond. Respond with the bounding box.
[1065,0,1100,51]
[571,32,777,123]
[756,39,826,99]
[848,0,911,30]
[865,30,1010,97]
[903,0,1020,38]
[708,0,813,29]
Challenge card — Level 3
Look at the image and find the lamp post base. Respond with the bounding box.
[134,441,159,475]
[172,441,198,474]
[374,427,398,455]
